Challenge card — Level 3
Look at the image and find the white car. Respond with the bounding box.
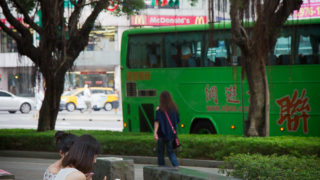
[0,90,34,114]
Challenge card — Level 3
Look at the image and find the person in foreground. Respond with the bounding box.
[43,131,78,180]
[154,91,180,168]
[54,134,106,180]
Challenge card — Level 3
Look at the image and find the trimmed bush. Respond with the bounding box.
[0,129,320,160]
[220,154,320,180]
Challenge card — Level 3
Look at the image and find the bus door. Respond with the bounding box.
[138,103,155,133]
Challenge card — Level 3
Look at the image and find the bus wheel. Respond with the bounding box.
[191,120,216,134]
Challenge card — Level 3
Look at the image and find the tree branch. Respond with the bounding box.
[0,0,31,36]
[57,0,107,74]
[79,0,108,36]
[258,0,302,51]
[230,0,250,56]
[68,0,85,36]
[0,19,20,40]
[0,1,41,66]
[11,0,42,33]
[55,0,107,74]
[271,0,302,28]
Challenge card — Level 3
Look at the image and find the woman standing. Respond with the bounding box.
[55,134,106,180]
[154,91,180,168]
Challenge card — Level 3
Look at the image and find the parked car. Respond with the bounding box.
[0,90,34,114]
[60,87,119,112]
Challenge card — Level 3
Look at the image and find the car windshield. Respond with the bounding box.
[62,89,79,96]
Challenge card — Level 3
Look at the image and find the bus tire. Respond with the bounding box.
[191,120,216,134]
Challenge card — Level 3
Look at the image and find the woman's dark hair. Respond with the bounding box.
[159,91,177,112]
[55,131,78,154]
[62,134,101,174]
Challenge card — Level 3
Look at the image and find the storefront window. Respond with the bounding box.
[8,70,35,97]
[0,31,18,53]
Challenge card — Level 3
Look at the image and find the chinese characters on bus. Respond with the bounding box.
[276,89,311,134]
[205,85,311,133]
[225,85,240,104]
[205,84,218,104]
[205,84,248,112]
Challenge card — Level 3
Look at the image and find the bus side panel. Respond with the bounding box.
[268,65,320,136]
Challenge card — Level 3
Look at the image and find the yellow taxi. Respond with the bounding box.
[60,87,119,112]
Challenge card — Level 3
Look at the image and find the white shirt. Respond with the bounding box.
[43,168,56,180]
[54,168,79,180]
[83,88,91,101]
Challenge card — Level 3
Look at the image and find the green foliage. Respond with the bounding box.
[111,0,145,16]
[220,154,320,180]
[1,129,320,161]
[188,0,198,6]
[9,0,37,14]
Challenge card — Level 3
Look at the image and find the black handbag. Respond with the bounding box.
[164,111,181,149]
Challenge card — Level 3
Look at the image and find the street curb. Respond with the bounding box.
[0,150,224,168]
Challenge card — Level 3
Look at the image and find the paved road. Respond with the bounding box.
[0,110,123,131]
[0,156,221,180]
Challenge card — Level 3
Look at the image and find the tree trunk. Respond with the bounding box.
[37,72,65,131]
[229,0,303,137]
[244,53,268,136]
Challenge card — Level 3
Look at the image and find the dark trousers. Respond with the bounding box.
[157,138,179,167]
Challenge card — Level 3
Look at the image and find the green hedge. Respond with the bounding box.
[0,129,320,160]
[220,154,320,180]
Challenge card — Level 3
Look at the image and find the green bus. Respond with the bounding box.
[120,18,320,136]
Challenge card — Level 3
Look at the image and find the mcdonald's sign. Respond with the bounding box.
[131,15,147,26]
[130,15,207,26]
[195,16,205,24]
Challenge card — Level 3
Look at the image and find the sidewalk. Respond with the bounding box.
[0,150,226,180]
[0,150,224,168]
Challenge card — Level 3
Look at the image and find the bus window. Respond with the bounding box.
[273,36,292,65]
[206,40,230,66]
[203,30,233,67]
[296,35,312,64]
[296,26,320,65]
[147,44,161,68]
[127,34,162,68]
[164,32,203,68]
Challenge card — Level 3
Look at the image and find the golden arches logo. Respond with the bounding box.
[133,15,146,25]
[195,16,205,24]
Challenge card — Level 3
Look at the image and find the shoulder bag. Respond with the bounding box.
[164,111,181,149]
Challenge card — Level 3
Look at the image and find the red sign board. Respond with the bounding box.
[131,15,207,26]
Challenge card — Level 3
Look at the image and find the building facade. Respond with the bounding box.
[0,0,215,96]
